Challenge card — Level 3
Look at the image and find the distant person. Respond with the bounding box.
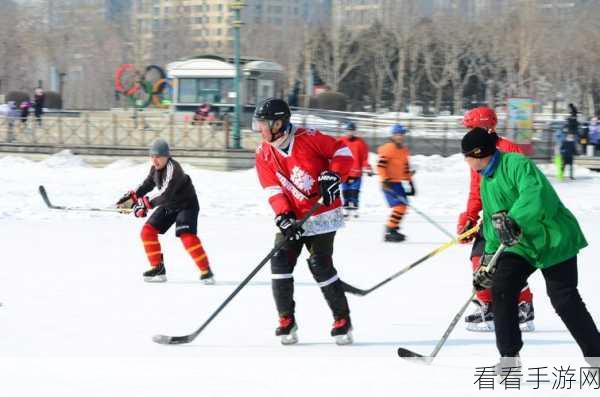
[377,124,415,242]
[589,117,600,156]
[192,103,215,124]
[33,88,45,126]
[554,126,566,181]
[337,121,372,218]
[6,101,19,142]
[19,100,31,125]
[560,133,577,180]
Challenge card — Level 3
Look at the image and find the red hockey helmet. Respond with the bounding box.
[463,107,498,130]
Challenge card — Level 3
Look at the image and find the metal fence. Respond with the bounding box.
[0,113,229,150]
[0,109,559,159]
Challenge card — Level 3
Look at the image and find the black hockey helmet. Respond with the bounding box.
[253,97,291,122]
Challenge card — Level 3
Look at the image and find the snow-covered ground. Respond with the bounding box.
[0,150,599,396]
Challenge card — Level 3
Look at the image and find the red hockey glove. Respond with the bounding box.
[133,196,152,218]
[457,212,478,244]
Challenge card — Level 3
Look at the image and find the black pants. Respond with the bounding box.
[492,253,600,360]
[270,232,350,320]
[147,205,199,237]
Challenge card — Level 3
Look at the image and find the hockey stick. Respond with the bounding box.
[341,225,479,296]
[397,244,507,365]
[38,185,132,213]
[383,188,454,239]
[152,200,323,345]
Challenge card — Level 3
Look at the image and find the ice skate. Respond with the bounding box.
[331,317,353,345]
[143,262,167,283]
[276,315,298,345]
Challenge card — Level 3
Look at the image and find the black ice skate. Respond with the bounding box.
[331,317,353,345]
[465,300,494,332]
[143,262,167,283]
[518,301,535,332]
[384,227,405,242]
[275,315,298,345]
[200,267,215,285]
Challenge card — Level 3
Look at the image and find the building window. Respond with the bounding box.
[217,16,223,23]
[178,78,234,104]
[195,17,203,24]
[152,7,160,16]
[194,5,202,12]
[216,28,222,35]
[218,4,223,12]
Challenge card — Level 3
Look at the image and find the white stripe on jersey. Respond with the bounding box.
[264,186,283,199]
[148,161,174,202]
[333,146,352,157]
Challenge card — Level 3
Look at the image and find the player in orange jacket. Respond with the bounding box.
[377,124,415,242]
[338,121,373,218]
[458,107,535,332]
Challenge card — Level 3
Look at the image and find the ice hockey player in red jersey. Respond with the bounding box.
[338,121,373,218]
[254,98,354,345]
[116,138,214,284]
[458,107,535,332]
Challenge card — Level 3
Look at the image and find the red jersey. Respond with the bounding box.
[338,136,371,178]
[463,137,524,221]
[256,126,353,236]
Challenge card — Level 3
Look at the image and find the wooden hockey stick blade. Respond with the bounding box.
[397,348,433,365]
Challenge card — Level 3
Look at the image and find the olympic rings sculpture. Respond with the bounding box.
[114,64,172,108]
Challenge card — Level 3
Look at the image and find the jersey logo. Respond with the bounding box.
[290,166,315,194]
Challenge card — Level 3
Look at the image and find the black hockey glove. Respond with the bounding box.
[275,212,304,241]
[492,211,521,247]
[473,253,496,291]
[405,181,416,196]
[318,171,341,206]
[382,179,394,190]
[116,190,137,208]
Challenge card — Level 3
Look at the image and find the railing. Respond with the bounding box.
[0,109,559,159]
[0,114,229,151]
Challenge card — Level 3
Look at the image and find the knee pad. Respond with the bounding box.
[307,255,338,285]
[271,248,295,276]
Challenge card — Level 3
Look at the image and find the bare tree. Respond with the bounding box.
[421,21,452,113]
[309,25,363,92]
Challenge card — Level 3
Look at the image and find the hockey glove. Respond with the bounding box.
[116,190,137,209]
[382,179,394,190]
[133,196,152,218]
[457,212,478,244]
[492,211,521,247]
[346,176,358,185]
[473,253,496,291]
[318,171,341,206]
[275,212,304,241]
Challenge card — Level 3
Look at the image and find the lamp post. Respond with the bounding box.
[229,1,246,149]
